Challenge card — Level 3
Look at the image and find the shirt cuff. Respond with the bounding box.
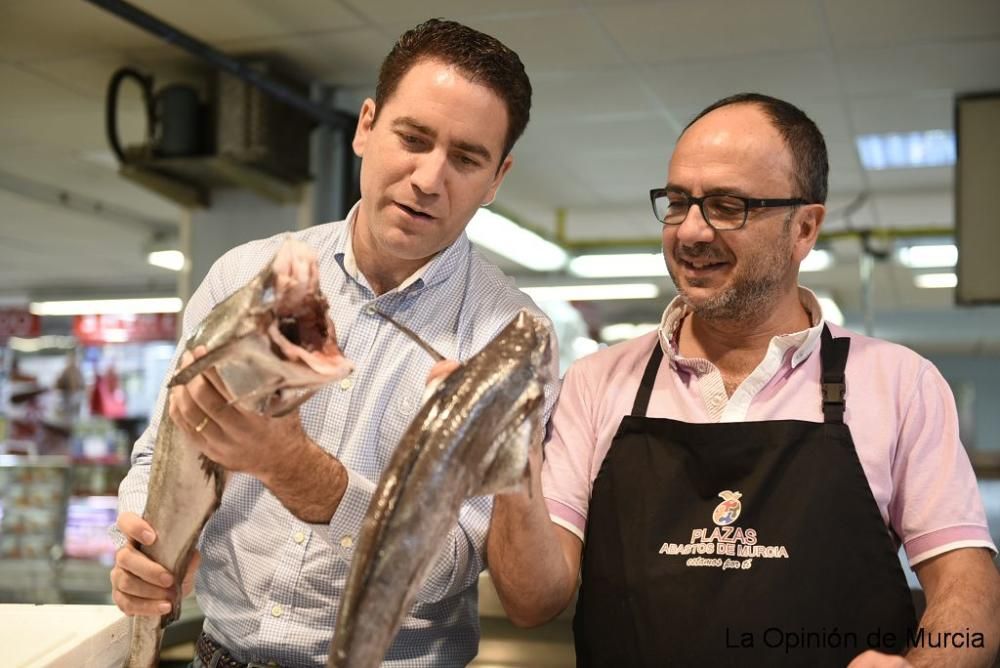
[904,524,998,567]
[545,498,586,542]
[313,466,376,559]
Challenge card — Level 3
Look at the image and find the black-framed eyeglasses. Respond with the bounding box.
[649,188,807,231]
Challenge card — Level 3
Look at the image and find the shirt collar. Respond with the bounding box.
[336,202,471,294]
[658,286,826,370]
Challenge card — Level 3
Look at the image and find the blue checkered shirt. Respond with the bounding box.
[116,203,561,667]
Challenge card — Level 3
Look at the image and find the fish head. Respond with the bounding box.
[177,237,354,416]
[242,238,354,415]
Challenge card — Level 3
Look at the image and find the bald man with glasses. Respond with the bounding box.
[487,93,999,667]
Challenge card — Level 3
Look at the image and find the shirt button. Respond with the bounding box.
[293,531,305,544]
[340,535,354,548]
[366,305,376,315]
[340,378,353,390]
[271,604,283,617]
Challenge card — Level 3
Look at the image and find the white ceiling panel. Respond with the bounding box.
[838,40,1000,96]
[824,0,1000,49]
[217,27,391,87]
[0,0,166,63]
[126,0,364,42]
[467,12,625,73]
[849,93,955,134]
[644,50,841,114]
[346,0,577,26]
[591,0,825,65]
[530,68,662,118]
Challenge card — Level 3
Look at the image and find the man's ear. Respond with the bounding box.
[482,154,514,206]
[352,99,376,157]
[793,203,826,264]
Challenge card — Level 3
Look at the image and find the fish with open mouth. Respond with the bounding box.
[125,238,354,668]
[327,308,552,668]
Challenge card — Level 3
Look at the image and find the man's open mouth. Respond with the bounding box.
[396,202,434,220]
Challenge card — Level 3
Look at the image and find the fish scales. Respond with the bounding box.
[329,309,551,668]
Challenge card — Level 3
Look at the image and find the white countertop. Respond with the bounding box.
[0,604,130,668]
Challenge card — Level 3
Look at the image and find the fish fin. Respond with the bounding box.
[167,341,238,387]
[474,405,542,497]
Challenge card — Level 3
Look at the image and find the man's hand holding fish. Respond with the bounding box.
[169,346,349,524]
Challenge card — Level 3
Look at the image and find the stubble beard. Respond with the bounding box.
[669,223,793,323]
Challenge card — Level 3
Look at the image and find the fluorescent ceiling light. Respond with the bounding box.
[568,252,664,278]
[600,322,660,342]
[815,296,844,326]
[896,244,957,269]
[467,208,567,271]
[521,283,660,302]
[914,272,957,289]
[147,250,186,271]
[29,297,183,316]
[855,130,955,170]
[800,249,832,272]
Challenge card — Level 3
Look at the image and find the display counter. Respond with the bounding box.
[0,604,129,667]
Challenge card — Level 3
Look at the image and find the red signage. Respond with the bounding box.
[73,313,178,345]
[0,309,41,342]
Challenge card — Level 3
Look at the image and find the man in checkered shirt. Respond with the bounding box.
[110,19,560,668]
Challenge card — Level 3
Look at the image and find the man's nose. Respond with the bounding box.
[410,150,447,195]
[673,203,716,245]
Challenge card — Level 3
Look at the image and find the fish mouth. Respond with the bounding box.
[267,279,353,380]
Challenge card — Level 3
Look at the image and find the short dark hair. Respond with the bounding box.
[684,93,828,204]
[374,18,532,162]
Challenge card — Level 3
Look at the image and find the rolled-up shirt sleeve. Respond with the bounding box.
[891,362,997,566]
[542,360,597,542]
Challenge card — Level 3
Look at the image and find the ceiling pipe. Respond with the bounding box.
[83,0,355,132]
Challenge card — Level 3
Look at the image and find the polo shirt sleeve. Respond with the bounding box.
[891,362,997,566]
[542,359,598,542]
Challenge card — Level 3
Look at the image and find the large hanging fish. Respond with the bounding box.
[126,238,354,667]
[328,308,553,668]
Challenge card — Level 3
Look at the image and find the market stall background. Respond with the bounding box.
[0,1,999,666]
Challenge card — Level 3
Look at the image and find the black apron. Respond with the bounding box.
[574,326,916,667]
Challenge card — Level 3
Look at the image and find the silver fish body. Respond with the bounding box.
[125,238,353,668]
[328,308,552,668]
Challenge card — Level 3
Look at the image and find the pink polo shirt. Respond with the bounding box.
[542,290,996,567]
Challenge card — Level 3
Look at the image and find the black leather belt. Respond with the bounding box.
[196,632,282,668]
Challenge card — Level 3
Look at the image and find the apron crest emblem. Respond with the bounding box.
[712,490,742,526]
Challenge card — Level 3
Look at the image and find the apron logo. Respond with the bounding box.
[712,490,742,526]
[657,489,790,570]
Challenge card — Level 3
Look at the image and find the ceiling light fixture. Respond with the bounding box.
[147,250,186,271]
[914,273,957,289]
[29,297,183,316]
[568,252,665,278]
[521,283,660,302]
[466,208,568,272]
[800,249,833,272]
[600,322,660,342]
[896,244,957,269]
[855,130,955,170]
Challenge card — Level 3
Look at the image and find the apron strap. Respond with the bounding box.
[820,324,851,424]
[631,341,664,417]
